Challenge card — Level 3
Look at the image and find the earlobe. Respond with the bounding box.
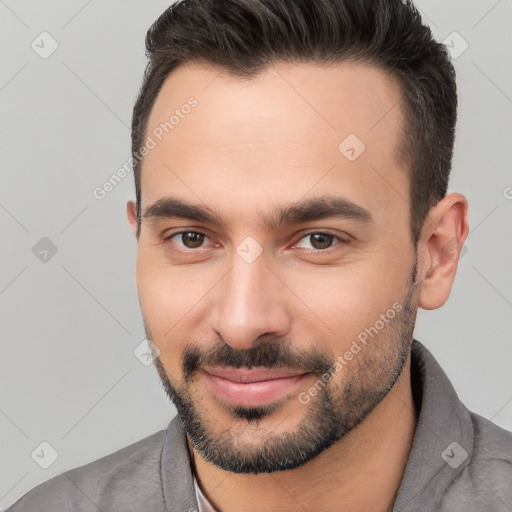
[126,200,139,237]
[417,193,469,310]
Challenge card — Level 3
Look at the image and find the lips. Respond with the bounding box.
[201,366,310,407]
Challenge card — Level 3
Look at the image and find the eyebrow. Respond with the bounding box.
[142,195,373,230]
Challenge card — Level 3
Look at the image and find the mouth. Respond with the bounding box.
[201,366,311,407]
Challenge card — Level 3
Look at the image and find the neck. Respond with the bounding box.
[189,353,417,512]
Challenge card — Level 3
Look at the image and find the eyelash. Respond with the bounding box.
[164,230,350,254]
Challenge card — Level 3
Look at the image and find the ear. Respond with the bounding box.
[126,199,139,238]
[417,193,469,310]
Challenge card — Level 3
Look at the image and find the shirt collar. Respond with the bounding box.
[392,340,474,511]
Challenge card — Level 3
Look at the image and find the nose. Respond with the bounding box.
[207,252,292,350]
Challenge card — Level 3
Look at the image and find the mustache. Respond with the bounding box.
[182,339,333,382]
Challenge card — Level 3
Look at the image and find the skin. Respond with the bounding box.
[127,61,469,511]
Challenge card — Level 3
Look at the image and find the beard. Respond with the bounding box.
[147,260,419,474]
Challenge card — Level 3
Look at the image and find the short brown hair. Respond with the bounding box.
[131,0,457,245]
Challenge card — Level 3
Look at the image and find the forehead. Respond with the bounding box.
[140,60,408,228]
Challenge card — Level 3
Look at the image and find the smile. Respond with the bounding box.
[201,367,310,407]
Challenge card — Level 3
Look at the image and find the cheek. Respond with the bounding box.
[136,251,198,321]
[286,260,407,344]
[136,257,188,353]
[135,255,216,369]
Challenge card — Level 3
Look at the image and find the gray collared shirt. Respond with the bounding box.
[7,340,512,511]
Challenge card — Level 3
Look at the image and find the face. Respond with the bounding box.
[129,61,420,474]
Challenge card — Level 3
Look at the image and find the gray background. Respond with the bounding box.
[1,0,511,508]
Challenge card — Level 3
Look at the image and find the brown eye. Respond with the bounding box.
[180,232,205,248]
[167,231,209,249]
[309,233,334,250]
[295,232,340,251]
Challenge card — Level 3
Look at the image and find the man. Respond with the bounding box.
[8,0,511,511]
